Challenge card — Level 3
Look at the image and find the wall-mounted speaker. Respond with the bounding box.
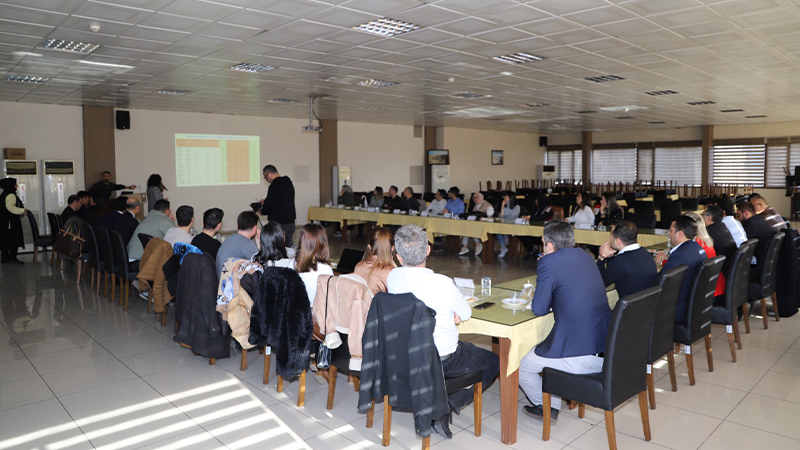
[539,136,548,147]
[116,110,130,130]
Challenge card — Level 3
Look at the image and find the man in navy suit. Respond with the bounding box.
[519,221,611,422]
[655,215,707,323]
[737,201,777,281]
[113,197,141,248]
[597,220,658,298]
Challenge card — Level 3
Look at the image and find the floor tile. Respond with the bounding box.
[613,402,721,450]
[41,359,139,396]
[128,428,226,450]
[770,352,800,375]
[118,346,207,377]
[751,370,800,405]
[15,329,96,358]
[715,327,798,353]
[0,376,55,411]
[0,398,93,450]
[101,332,177,359]
[27,342,115,375]
[683,357,768,391]
[698,420,800,450]
[652,377,748,419]
[205,400,330,447]
[727,393,800,440]
[0,357,39,384]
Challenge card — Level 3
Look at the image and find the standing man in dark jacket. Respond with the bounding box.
[737,201,777,280]
[596,220,658,299]
[88,171,136,207]
[260,165,296,247]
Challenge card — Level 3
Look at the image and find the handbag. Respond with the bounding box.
[316,276,334,369]
[54,220,85,258]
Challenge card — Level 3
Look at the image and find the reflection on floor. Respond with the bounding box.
[2,230,800,449]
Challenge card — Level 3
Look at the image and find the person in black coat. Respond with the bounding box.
[260,164,296,247]
[0,178,28,264]
[737,201,777,281]
[597,220,658,299]
[703,205,737,277]
[655,216,707,323]
[113,197,141,247]
[61,194,81,223]
[383,185,403,211]
[399,186,421,212]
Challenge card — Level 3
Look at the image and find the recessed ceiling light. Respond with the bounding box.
[720,109,744,113]
[352,17,421,37]
[644,90,678,96]
[499,71,514,76]
[575,110,598,114]
[360,106,387,111]
[599,105,647,112]
[493,52,544,65]
[583,75,624,83]
[269,98,298,103]
[156,89,191,95]
[4,74,47,83]
[38,38,98,54]
[78,60,134,69]
[12,51,42,57]
[357,79,397,87]
[687,100,715,105]
[521,102,548,108]
[746,115,767,118]
[228,62,276,73]
[648,121,666,124]
[615,116,635,119]
[449,92,486,99]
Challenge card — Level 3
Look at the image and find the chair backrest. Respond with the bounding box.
[138,233,153,252]
[722,239,758,315]
[47,212,60,236]
[634,201,655,215]
[649,265,688,364]
[658,201,683,228]
[653,190,668,200]
[680,197,699,211]
[622,192,636,207]
[627,213,657,229]
[26,210,42,242]
[603,286,662,409]
[758,233,785,296]
[81,221,101,271]
[95,226,116,275]
[110,230,132,279]
[683,256,726,341]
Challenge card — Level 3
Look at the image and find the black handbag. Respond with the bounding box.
[316,276,334,369]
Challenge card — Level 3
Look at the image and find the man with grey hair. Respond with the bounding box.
[114,196,141,248]
[519,220,611,423]
[387,224,499,438]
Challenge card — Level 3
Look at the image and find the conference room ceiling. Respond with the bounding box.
[2,0,800,134]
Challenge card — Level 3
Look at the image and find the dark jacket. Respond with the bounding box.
[358,292,448,438]
[0,178,24,251]
[707,222,737,277]
[742,214,777,279]
[174,253,230,359]
[662,240,707,323]
[597,246,658,299]
[595,207,623,227]
[532,248,611,358]
[88,180,125,205]
[261,176,296,224]
[114,211,139,247]
[191,233,222,260]
[384,195,403,211]
[399,196,421,212]
[61,206,79,223]
[249,267,312,378]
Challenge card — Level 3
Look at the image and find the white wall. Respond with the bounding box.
[0,101,85,189]
[115,109,319,231]
[337,122,424,193]
[440,127,544,194]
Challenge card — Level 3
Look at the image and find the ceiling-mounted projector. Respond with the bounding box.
[302,95,322,132]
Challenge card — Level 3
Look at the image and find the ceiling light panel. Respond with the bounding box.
[228,62,276,73]
[4,75,48,83]
[352,18,421,37]
[521,102,548,107]
[493,52,545,65]
[687,100,716,105]
[645,90,678,96]
[357,79,397,87]
[269,98,298,103]
[720,109,744,112]
[746,115,767,118]
[583,74,625,83]
[449,92,487,99]
[156,89,191,95]
[575,110,598,114]
[38,39,99,54]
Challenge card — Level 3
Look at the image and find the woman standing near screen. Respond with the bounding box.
[146,174,168,212]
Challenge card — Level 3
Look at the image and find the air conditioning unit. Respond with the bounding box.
[538,164,556,181]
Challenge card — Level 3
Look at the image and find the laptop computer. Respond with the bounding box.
[334,248,364,274]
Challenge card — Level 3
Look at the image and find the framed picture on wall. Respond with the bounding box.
[491,150,504,165]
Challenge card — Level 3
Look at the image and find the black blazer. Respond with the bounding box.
[742,214,776,270]
[597,246,658,299]
[113,211,139,247]
[707,222,737,276]
[662,240,707,323]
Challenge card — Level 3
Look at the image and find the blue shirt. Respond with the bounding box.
[445,198,465,215]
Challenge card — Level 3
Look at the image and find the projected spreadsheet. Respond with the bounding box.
[175,134,260,187]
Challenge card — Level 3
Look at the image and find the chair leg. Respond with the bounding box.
[209,358,215,365]
[704,334,714,372]
[298,370,306,407]
[761,297,769,330]
[90,268,95,289]
[277,375,283,393]
[772,293,780,321]
[578,403,585,419]
[110,275,116,302]
[685,344,695,386]
[666,352,678,392]
[382,395,392,447]
[733,316,743,349]
[366,400,375,428]
[326,366,338,410]
[542,392,551,441]
[647,369,656,410]
[263,352,271,385]
[604,410,617,450]
[474,381,482,437]
[241,349,248,371]
[353,375,360,392]
[259,346,265,355]
[33,246,38,264]
[726,325,737,363]
[638,391,651,441]
[124,281,130,311]
[98,270,103,294]
[742,303,750,334]
[75,260,82,285]
[146,289,152,314]
[422,436,430,450]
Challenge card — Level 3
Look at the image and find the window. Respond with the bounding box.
[654,142,703,186]
[637,146,654,184]
[592,146,637,183]
[711,139,765,186]
[546,147,582,181]
[765,138,800,187]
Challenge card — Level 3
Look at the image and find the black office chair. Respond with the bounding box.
[748,233,785,329]
[673,256,725,386]
[47,212,61,263]
[26,210,55,264]
[627,213,657,229]
[633,201,655,215]
[647,265,688,409]
[680,197,700,211]
[623,192,637,208]
[81,221,103,292]
[541,286,662,450]
[711,239,757,362]
[657,200,682,229]
[110,230,139,311]
[95,227,117,298]
[138,233,153,252]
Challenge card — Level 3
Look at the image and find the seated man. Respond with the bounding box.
[749,194,787,232]
[387,224,499,437]
[127,200,174,260]
[703,205,737,278]
[521,193,554,261]
[383,185,402,211]
[442,187,465,216]
[459,192,494,256]
[519,220,611,422]
[191,208,224,259]
[114,197,141,247]
[61,194,81,222]
[427,189,447,215]
[216,211,261,275]
[715,197,747,247]
[164,205,194,247]
[76,190,100,222]
[596,220,658,299]
[654,216,707,323]
[399,186,421,212]
[737,201,777,281]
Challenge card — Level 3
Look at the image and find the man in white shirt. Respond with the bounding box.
[164,205,194,247]
[388,224,499,420]
[427,189,448,215]
[459,192,495,256]
[715,198,747,247]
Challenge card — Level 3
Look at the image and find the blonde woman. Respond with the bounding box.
[354,227,396,293]
[686,212,724,296]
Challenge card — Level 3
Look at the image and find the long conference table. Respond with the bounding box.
[307,206,669,264]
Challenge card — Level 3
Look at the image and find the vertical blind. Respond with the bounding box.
[592,147,637,183]
[654,144,703,186]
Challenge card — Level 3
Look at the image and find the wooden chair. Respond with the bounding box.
[110,230,139,311]
[711,240,758,362]
[647,265,687,409]
[748,233,785,329]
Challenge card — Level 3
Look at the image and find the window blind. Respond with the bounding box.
[654,144,703,186]
[712,139,765,186]
[592,147,637,183]
[546,148,582,181]
[637,148,654,183]
[765,138,788,187]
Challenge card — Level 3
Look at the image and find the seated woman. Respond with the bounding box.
[686,212,725,296]
[296,223,333,306]
[595,192,624,227]
[353,227,396,293]
[496,191,521,258]
[567,191,595,228]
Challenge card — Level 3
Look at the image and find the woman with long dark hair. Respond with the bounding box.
[354,227,396,293]
[254,221,295,268]
[0,178,28,264]
[595,192,623,227]
[146,174,167,212]
[567,191,595,227]
[295,223,333,306]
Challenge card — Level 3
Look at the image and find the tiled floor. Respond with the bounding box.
[2,232,800,449]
